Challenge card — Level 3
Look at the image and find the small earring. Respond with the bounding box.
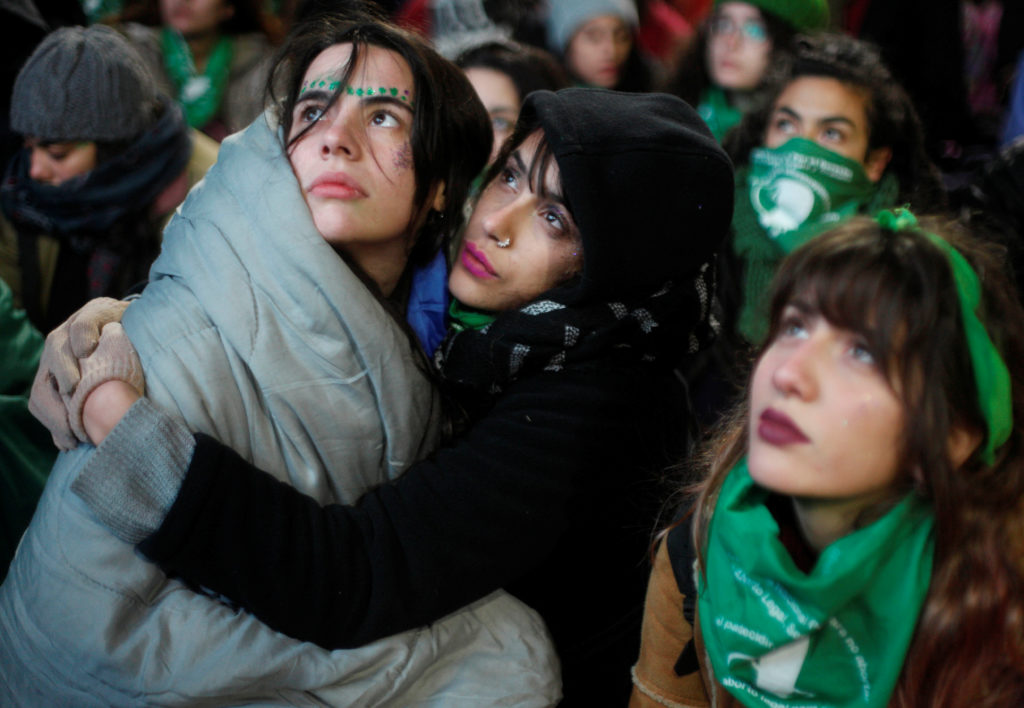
[496,238,511,248]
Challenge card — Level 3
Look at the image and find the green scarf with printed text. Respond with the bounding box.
[697,459,934,708]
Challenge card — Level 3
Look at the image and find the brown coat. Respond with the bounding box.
[630,540,738,708]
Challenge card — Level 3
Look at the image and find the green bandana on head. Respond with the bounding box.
[698,86,743,143]
[748,138,881,252]
[162,28,233,130]
[874,208,1013,464]
[698,459,934,708]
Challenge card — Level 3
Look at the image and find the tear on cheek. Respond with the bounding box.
[393,142,412,171]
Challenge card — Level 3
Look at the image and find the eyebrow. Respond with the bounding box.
[785,298,817,316]
[510,149,527,173]
[774,105,858,129]
[296,91,415,115]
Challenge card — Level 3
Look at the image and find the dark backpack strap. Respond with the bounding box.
[665,509,700,676]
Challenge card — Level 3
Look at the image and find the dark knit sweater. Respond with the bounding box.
[137,358,688,705]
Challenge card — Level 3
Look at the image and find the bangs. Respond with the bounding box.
[765,219,956,389]
[481,127,567,205]
[525,135,561,202]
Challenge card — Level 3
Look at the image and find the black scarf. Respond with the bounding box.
[1,98,191,327]
[434,261,718,399]
[1,97,191,240]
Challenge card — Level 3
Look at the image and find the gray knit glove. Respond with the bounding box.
[29,298,139,450]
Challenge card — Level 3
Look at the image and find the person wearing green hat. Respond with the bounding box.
[662,0,830,142]
[631,211,1024,707]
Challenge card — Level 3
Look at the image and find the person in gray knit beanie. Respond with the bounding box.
[545,0,638,56]
[1,22,210,334]
[544,0,651,91]
[10,24,161,144]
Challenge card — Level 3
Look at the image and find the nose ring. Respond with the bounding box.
[496,238,511,248]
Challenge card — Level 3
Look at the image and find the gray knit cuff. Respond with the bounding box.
[71,397,195,544]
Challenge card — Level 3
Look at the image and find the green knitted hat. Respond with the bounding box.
[713,0,830,32]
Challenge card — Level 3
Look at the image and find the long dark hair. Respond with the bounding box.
[724,33,946,211]
[690,216,1024,705]
[455,39,569,100]
[267,10,492,270]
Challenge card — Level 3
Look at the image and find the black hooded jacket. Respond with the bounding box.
[132,88,733,704]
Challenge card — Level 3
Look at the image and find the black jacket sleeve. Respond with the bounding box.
[140,367,649,649]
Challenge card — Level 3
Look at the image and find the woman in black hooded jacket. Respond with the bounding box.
[31,87,734,704]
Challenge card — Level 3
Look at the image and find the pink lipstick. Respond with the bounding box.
[758,408,809,446]
[460,242,498,279]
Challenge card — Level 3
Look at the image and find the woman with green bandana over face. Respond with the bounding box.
[631,210,1024,707]
[661,0,830,143]
[722,33,946,346]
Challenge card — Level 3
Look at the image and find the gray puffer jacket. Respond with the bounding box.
[0,114,559,706]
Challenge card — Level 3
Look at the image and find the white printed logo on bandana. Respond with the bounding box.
[727,636,813,698]
[750,174,825,238]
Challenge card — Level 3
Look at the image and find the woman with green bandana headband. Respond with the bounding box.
[632,211,1024,708]
[115,0,281,141]
[661,0,829,143]
[723,32,946,346]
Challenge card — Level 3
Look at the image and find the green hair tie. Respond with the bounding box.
[875,208,1012,464]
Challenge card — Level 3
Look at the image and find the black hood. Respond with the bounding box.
[520,88,734,304]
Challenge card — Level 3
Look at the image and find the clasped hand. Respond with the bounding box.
[29,298,145,449]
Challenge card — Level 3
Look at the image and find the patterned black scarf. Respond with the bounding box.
[434,261,718,397]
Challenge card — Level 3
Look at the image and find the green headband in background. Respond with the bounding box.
[875,208,1012,464]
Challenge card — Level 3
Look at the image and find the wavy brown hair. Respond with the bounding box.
[689,216,1024,705]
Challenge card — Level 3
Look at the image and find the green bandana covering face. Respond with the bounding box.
[161,28,234,130]
[747,138,882,253]
[447,298,497,333]
[733,138,898,342]
[698,459,935,708]
[698,86,743,143]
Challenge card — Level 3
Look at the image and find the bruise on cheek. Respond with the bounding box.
[393,142,412,171]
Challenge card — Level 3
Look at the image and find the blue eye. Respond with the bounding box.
[780,314,808,339]
[543,209,565,232]
[299,104,325,123]
[501,166,519,189]
[850,341,876,365]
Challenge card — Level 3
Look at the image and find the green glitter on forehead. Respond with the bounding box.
[299,77,415,108]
